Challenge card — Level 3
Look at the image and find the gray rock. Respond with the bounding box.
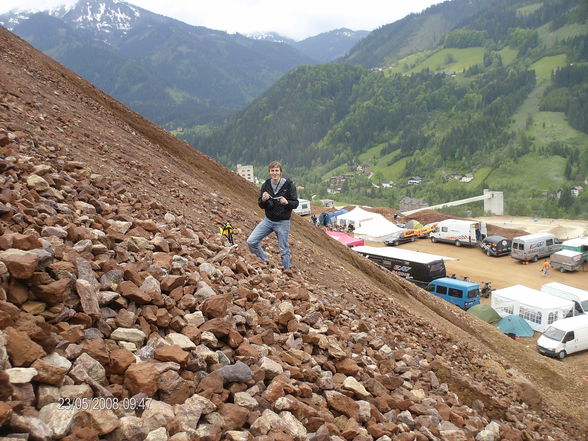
[145,427,168,441]
[76,257,100,290]
[38,402,77,438]
[259,357,283,380]
[43,352,72,371]
[10,414,54,441]
[165,333,196,350]
[173,394,216,433]
[6,367,38,383]
[215,361,253,383]
[84,328,104,339]
[41,226,68,239]
[69,353,106,384]
[194,281,216,301]
[100,270,124,291]
[37,384,60,409]
[184,311,205,327]
[111,328,146,345]
[233,392,258,410]
[135,345,156,361]
[76,279,101,317]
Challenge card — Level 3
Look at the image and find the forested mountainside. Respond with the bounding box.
[194,0,588,219]
[295,29,370,63]
[343,0,501,67]
[0,0,313,127]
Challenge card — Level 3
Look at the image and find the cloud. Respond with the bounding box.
[1,0,445,40]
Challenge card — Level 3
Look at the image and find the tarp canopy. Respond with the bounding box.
[317,209,348,226]
[325,231,365,247]
[497,315,535,337]
[353,217,404,243]
[467,304,501,323]
[405,219,424,230]
[336,207,379,228]
[491,285,575,332]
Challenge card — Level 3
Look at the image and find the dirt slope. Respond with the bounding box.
[1,27,587,440]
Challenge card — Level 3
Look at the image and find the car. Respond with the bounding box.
[384,230,417,247]
[480,235,512,257]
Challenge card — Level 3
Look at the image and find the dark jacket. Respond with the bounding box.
[258,178,299,221]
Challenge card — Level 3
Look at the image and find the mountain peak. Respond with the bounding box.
[58,0,143,40]
[246,31,295,44]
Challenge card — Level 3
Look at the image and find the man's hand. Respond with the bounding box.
[262,191,271,201]
[277,196,288,205]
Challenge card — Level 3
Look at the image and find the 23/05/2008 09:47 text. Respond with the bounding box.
[57,397,152,411]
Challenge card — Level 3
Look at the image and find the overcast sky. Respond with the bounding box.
[1,0,446,40]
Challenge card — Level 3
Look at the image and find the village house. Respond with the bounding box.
[236,164,255,183]
[571,186,584,197]
[399,197,429,212]
[460,173,474,183]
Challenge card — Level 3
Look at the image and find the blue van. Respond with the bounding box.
[425,278,481,310]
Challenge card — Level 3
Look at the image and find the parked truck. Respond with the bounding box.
[430,219,487,247]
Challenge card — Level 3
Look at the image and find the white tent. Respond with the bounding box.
[336,207,379,228]
[353,216,404,243]
[491,285,575,332]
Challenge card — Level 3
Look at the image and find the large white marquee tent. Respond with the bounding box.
[336,207,379,229]
[353,216,404,243]
[491,285,575,332]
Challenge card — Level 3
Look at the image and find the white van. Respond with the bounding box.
[293,199,311,216]
[511,232,561,262]
[430,219,487,247]
[537,315,588,359]
[541,282,588,315]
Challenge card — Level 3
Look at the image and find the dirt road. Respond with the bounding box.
[398,238,588,291]
[479,215,588,240]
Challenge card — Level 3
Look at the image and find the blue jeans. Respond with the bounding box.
[247,217,291,269]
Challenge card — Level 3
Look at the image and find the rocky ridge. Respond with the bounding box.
[0,27,586,441]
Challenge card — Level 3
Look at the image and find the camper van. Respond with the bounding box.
[510,232,561,262]
[425,278,481,310]
[536,315,588,359]
[430,219,487,247]
[293,199,311,216]
[352,245,447,287]
[561,237,588,262]
[541,282,588,315]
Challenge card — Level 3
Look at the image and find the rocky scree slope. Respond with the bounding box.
[0,27,587,441]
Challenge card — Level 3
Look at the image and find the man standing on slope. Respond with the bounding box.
[247,161,299,270]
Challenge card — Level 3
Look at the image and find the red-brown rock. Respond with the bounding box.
[201,295,229,318]
[336,358,361,376]
[219,403,249,430]
[31,359,68,385]
[119,280,151,304]
[4,326,46,366]
[124,362,160,396]
[109,348,136,374]
[0,249,39,279]
[33,277,72,304]
[154,344,190,365]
